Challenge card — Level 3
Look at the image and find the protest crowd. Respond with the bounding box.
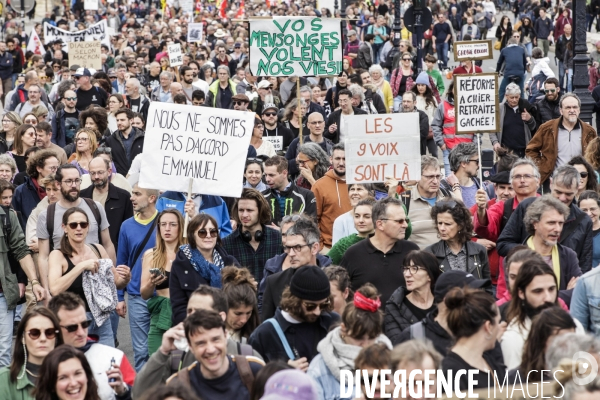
[1,0,600,399]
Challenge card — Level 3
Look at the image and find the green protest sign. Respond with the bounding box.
[249,17,343,77]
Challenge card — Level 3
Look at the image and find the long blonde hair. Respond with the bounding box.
[152,209,186,272]
[74,128,98,161]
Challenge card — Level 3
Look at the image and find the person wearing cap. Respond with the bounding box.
[165,309,264,399]
[250,80,281,114]
[307,283,392,399]
[262,103,294,152]
[75,67,108,110]
[489,83,540,158]
[231,93,249,111]
[206,65,237,109]
[250,266,339,368]
[344,30,361,69]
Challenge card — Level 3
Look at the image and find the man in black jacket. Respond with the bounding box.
[250,266,339,366]
[497,165,593,272]
[554,24,572,91]
[400,91,430,155]
[537,77,562,124]
[80,157,133,252]
[0,40,13,104]
[104,108,145,175]
[325,89,368,143]
[356,34,374,70]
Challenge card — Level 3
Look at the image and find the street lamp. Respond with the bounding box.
[572,0,594,123]
[393,0,401,47]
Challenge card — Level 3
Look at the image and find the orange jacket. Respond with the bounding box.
[311,170,352,249]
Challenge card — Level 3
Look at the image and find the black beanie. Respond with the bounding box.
[289,266,331,301]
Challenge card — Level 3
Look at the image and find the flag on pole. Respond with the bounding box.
[235,0,244,18]
[219,0,227,19]
[27,29,46,56]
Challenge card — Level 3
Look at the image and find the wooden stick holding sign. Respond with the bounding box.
[297,77,303,145]
[476,133,483,184]
[183,178,193,238]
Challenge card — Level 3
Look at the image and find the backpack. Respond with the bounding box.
[46,198,102,252]
[381,46,399,70]
[485,13,494,29]
[0,205,12,248]
[500,197,515,232]
[528,72,548,103]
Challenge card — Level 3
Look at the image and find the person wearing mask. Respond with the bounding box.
[440,142,482,209]
[385,250,441,344]
[535,78,562,125]
[262,155,316,224]
[490,83,540,158]
[125,78,150,123]
[425,199,491,280]
[498,165,593,273]
[104,108,144,176]
[307,283,392,398]
[74,68,108,110]
[332,184,373,245]
[170,213,240,325]
[206,66,237,109]
[165,309,264,400]
[496,38,528,100]
[132,285,262,398]
[441,287,506,391]
[0,307,63,399]
[222,266,260,343]
[47,293,135,400]
[286,112,333,178]
[311,143,351,252]
[250,266,339,368]
[340,197,419,305]
[140,210,185,356]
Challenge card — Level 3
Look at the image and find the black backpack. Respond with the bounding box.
[528,72,548,104]
[381,46,399,70]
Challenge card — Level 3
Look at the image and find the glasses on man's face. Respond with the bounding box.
[468,158,479,165]
[283,243,310,254]
[60,319,92,333]
[233,101,248,106]
[512,174,534,181]
[263,112,277,117]
[381,218,407,225]
[544,89,556,93]
[302,301,331,312]
[27,328,59,340]
[62,178,82,186]
[197,228,219,238]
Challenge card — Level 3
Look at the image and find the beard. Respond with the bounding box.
[92,177,108,189]
[523,298,555,319]
[61,187,79,202]
[263,94,274,104]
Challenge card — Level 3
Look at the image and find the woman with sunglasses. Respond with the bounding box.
[170,213,240,325]
[0,307,63,400]
[22,113,38,127]
[384,250,441,345]
[243,159,267,191]
[140,209,186,356]
[9,124,37,173]
[69,128,98,175]
[425,199,490,280]
[307,284,392,399]
[48,208,128,346]
[390,51,417,112]
[0,111,22,153]
[568,156,598,199]
[107,94,125,134]
[250,116,276,158]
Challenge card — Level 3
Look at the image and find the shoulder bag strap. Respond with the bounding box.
[266,318,296,360]
[82,198,103,244]
[234,356,254,392]
[47,202,56,252]
[132,218,158,266]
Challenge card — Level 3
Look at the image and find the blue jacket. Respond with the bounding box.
[0,51,13,80]
[496,44,527,77]
[306,353,355,400]
[12,176,41,222]
[156,192,232,238]
[571,267,600,337]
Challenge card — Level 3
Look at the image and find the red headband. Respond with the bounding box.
[353,291,381,313]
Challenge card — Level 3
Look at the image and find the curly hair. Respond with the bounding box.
[79,106,108,137]
[26,149,59,179]
[584,137,600,170]
[297,142,330,182]
[568,155,598,193]
[430,199,474,243]
[280,286,333,317]
[523,195,570,236]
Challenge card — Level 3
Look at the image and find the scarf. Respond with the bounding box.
[31,177,46,200]
[180,244,224,288]
[526,237,561,288]
[371,74,385,90]
[317,326,392,380]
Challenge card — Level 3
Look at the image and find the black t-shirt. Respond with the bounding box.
[129,97,142,114]
[441,351,507,392]
[76,86,108,111]
[264,124,294,151]
[402,296,435,322]
[63,111,80,143]
[189,356,263,400]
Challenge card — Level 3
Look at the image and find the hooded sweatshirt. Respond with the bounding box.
[311,169,352,248]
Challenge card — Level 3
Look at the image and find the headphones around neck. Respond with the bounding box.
[240,225,264,242]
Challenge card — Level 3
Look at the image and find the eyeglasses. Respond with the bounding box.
[1,119,11,123]
[261,87,273,90]
[73,76,80,80]
[403,265,426,275]
[283,243,310,253]
[263,112,277,117]
[197,228,219,238]
[60,319,92,333]
[68,221,89,229]
[233,101,248,106]
[468,159,480,165]
[75,137,89,142]
[302,301,331,312]
[422,174,442,181]
[580,172,589,178]
[27,328,59,340]
[95,146,112,155]
[402,58,411,61]
[61,178,82,186]
[544,89,556,93]
[296,158,312,166]
[380,218,407,224]
[512,174,535,181]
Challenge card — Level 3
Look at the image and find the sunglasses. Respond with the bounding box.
[65,97,77,101]
[233,101,248,106]
[68,221,89,229]
[402,58,411,61]
[263,112,277,117]
[544,89,556,93]
[197,228,218,238]
[27,328,59,340]
[580,172,589,178]
[303,301,331,312]
[60,319,92,333]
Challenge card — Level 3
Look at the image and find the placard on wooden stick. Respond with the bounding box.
[68,41,101,70]
[168,44,183,67]
[453,40,494,61]
[453,73,500,134]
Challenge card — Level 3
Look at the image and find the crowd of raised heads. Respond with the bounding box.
[0,0,599,399]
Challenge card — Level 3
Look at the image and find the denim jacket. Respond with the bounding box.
[306,354,355,400]
[571,267,600,337]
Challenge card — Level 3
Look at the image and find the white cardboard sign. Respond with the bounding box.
[168,44,183,67]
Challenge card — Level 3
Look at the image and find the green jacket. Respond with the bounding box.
[206,79,237,108]
[0,366,35,400]
[0,207,31,309]
[328,234,365,265]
